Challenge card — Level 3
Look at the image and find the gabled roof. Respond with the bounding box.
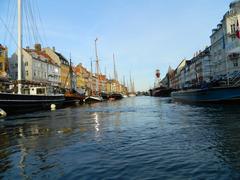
[55,51,69,66]
[25,48,60,67]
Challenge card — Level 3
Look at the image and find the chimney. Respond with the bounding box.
[34,44,41,51]
[52,46,55,52]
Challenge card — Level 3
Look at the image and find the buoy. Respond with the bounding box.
[50,104,56,111]
[0,108,7,118]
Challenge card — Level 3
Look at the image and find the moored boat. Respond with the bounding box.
[108,93,123,100]
[128,93,136,97]
[0,91,64,115]
[0,0,65,116]
[84,95,103,103]
[64,90,85,105]
[151,87,173,97]
[171,86,240,103]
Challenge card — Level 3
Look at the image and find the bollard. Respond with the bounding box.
[0,108,7,118]
[51,104,56,111]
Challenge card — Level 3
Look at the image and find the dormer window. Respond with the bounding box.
[231,24,236,34]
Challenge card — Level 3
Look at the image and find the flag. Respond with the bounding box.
[236,20,240,39]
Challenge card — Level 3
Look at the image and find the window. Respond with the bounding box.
[34,71,36,77]
[0,50,2,56]
[26,71,29,76]
[0,62,3,71]
[231,24,236,34]
[233,59,238,67]
[25,62,28,66]
[37,88,46,95]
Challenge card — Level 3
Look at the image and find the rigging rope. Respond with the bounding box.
[0,15,17,47]
[3,0,11,44]
[36,0,48,46]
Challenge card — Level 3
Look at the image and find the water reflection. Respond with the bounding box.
[0,97,240,178]
[93,112,100,133]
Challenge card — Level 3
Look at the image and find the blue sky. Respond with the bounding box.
[0,0,233,91]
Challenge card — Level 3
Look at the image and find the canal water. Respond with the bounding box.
[1,96,240,179]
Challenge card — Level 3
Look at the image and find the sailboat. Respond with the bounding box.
[84,38,103,103]
[128,74,136,97]
[108,53,123,100]
[0,0,64,115]
[64,56,85,105]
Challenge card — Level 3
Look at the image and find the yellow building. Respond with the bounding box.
[74,63,87,89]
[61,62,70,89]
[0,44,8,77]
[106,80,111,94]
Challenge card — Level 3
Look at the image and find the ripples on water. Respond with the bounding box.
[1,97,240,179]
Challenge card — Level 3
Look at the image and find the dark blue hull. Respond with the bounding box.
[152,87,173,97]
[171,87,240,103]
[0,93,64,115]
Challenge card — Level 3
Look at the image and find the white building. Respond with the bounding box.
[210,0,240,85]
[9,44,61,87]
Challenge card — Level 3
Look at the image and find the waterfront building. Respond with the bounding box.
[74,63,91,94]
[10,44,61,89]
[169,59,187,89]
[108,79,118,93]
[192,48,212,85]
[0,44,8,78]
[44,47,71,89]
[165,0,240,90]
[106,80,112,94]
[83,70,91,96]
[169,48,212,90]
[71,68,77,91]
[74,64,85,89]
[210,0,240,85]
[89,74,97,95]
[98,74,107,93]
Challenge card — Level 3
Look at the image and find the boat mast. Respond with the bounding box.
[113,53,118,81]
[17,0,22,94]
[95,38,99,95]
[69,53,73,91]
[90,59,93,95]
[130,74,132,93]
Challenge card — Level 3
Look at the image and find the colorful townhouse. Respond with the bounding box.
[44,47,73,90]
[9,44,61,93]
[0,44,8,78]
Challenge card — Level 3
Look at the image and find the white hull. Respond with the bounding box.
[129,94,136,97]
[84,96,103,102]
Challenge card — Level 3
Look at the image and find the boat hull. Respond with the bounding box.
[109,93,123,100]
[152,87,173,97]
[63,93,85,106]
[0,93,64,115]
[171,87,240,103]
[84,96,103,103]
